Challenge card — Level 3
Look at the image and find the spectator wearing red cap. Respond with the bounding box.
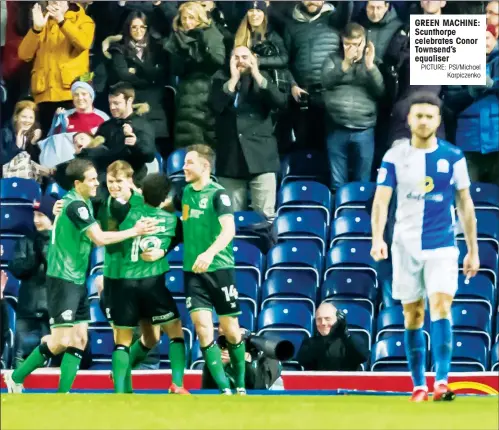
[453,23,498,185]
[8,195,56,369]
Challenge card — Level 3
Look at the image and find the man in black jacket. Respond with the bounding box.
[93,82,156,188]
[284,0,352,151]
[297,302,369,371]
[322,23,385,192]
[211,46,286,220]
[8,196,54,368]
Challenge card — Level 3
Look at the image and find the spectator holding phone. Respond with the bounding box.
[297,302,369,371]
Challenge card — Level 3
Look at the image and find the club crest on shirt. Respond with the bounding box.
[78,206,89,220]
[199,198,208,209]
[437,159,450,173]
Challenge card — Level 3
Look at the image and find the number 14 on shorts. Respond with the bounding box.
[222,285,238,302]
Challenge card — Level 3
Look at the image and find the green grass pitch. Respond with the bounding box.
[1,394,498,430]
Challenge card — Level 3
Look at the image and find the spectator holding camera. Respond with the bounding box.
[211,45,286,219]
[322,23,385,192]
[7,196,56,369]
[284,0,352,152]
[18,1,95,135]
[297,302,369,371]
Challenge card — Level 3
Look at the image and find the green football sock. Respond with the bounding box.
[112,345,130,394]
[227,340,246,389]
[12,344,52,384]
[57,347,83,393]
[169,338,186,387]
[202,342,230,391]
[125,340,151,393]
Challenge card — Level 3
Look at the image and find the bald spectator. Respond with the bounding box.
[487,1,499,36]
[296,302,369,371]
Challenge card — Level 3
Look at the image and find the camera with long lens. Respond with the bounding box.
[217,330,295,362]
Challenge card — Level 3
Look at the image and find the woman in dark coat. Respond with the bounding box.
[105,11,171,156]
[164,1,225,149]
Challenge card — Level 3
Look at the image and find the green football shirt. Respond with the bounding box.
[46,189,97,285]
[181,181,235,272]
[98,191,144,279]
[119,204,177,279]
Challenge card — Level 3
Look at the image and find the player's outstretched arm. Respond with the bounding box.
[455,188,480,279]
[370,186,393,262]
[85,219,158,247]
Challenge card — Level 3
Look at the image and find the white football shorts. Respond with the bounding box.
[391,240,459,304]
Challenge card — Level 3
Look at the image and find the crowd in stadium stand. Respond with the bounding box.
[0,1,498,374]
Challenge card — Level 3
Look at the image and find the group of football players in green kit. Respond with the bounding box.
[4,144,247,396]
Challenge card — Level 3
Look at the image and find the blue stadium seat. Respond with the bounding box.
[167,244,183,269]
[0,237,18,267]
[234,211,268,249]
[166,269,184,297]
[88,328,114,369]
[321,272,377,315]
[0,178,41,204]
[491,341,499,371]
[89,298,108,326]
[454,273,495,317]
[371,335,415,372]
[261,271,316,312]
[334,182,375,218]
[469,182,499,212]
[376,306,431,349]
[457,211,499,251]
[452,303,492,349]
[257,302,313,359]
[265,241,322,287]
[275,211,327,254]
[325,241,378,286]
[333,302,373,348]
[496,313,499,344]
[90,246,105,275]
[329,213,372,248]
[0,205,34,236]
[86,273,101,298]
[45,181,68,200]
[166,148,187,178]
[2,270,20,299]
[233,240,264,286]
[239,301,256,332]
[280,150,329,186]
[190,340,204,370]
[432,334,488,372]
[235,270,259,310]
[277,181,332,226]
[155,153,164,173]
[1,301,16,369]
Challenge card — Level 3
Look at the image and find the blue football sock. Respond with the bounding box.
[404,328,427,389]
[431,318,452,384]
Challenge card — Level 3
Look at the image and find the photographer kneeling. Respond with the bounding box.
[202,327,292,391]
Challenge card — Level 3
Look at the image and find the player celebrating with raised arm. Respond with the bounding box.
[370,92,480,402]
[111,173,189,394]
[4,159,158,394]
[181,144,246,395]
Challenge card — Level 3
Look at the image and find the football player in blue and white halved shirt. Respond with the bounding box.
[371,92,480,403]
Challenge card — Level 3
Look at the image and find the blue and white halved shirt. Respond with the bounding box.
[377,139,471,251]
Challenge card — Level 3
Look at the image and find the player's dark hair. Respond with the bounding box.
[187,144,215,168]
[109,81,135,101]
[408,91,442,111]
[65,158,95,186]
[142,173,172,207]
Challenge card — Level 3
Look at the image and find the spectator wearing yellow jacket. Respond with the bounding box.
[18,2,95,135]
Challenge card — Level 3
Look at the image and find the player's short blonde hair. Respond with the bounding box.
[107,160,134,178]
